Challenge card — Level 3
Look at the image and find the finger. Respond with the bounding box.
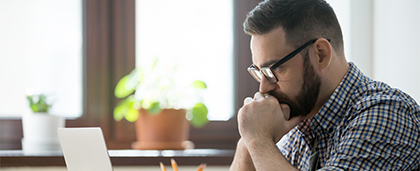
[253,92,265,100]
[244,97,253,105]
[280,104,291,120]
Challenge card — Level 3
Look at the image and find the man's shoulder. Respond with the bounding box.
[341,79,420,132]
[351,79,419,112]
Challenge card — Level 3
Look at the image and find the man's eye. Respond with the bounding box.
[273,67,281,73]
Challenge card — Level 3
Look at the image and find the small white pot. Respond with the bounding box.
[22,112,65,155]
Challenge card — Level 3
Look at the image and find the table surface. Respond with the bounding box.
[0,149,236,167]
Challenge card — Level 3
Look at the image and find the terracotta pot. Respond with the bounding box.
[131,108,193,150]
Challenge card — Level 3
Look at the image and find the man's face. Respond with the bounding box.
[250,27,321,118]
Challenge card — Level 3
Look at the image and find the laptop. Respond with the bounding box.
[57,127,113,171]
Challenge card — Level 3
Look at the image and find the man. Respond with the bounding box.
[230,0,420,170]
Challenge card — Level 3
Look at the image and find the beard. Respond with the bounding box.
[269,52,321,119]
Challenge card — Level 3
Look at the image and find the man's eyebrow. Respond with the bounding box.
[260,59,280,68]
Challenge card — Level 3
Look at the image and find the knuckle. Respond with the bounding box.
[254,92,260,97]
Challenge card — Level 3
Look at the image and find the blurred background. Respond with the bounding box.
[0,0,419,169]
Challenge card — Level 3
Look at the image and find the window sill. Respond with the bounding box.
[0,149,235,167]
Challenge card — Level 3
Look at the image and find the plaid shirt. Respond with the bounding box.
[277,62,420,171]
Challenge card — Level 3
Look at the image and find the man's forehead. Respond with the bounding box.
[250,27,289,68]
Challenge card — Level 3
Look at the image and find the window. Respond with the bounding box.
[0,0,83,117]
[136,0,234,120]
[0,0,260,151]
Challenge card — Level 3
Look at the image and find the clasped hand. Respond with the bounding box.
[237,92,304,144]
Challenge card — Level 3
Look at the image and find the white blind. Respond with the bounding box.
[136,0,234,120]
[0,0,83,117]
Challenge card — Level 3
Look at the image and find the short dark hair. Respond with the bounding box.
[244,0,344,54]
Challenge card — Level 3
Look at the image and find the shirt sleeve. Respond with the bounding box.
[319,98,420,171]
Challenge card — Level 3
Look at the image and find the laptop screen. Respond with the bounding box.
[58,127,113,171]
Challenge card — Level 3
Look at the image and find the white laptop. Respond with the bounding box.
[57,127,113,171]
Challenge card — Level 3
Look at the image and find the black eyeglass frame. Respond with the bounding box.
[248,38,331,83]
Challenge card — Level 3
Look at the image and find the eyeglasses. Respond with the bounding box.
[247,38,330,83]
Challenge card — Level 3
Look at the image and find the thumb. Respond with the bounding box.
[280,104,291,120]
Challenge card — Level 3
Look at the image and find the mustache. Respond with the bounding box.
[268,90,291,104]
[268,90,301,119]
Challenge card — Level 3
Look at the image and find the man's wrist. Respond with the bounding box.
[244,135,275,149]
[237,139,253,163]
[230,138,256,171]
[245,136,298,171]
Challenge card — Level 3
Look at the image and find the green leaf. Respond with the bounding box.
[190,80,207,89]
[26,94,51,113]
[113,100,129,121]
[38,98,48,112]
[115,69,144,98]
[115,75,135,98]
[114,96,138,121]
[147,102,162,115]
[125,105,139,122]
[190,103,209,128]
[30,104,38,113]
[151,58,159,70]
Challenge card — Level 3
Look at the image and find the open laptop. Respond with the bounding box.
[57,127,113,171]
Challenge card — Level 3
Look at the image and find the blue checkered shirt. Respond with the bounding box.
[277,62,420,171]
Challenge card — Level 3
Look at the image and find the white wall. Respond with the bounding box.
[344,0,420,102]
[326,0,352,62]
[350,0,373,77]
[372,0,420,102]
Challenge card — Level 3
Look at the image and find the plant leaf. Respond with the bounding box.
[190,80,207,89]
[190,103,209,128]
[115,75,135,98]
[114,100,129,121]
[147,102,162,115]
[114,96,138,122]
[125,105,139,122]
[151,57,159,70]
[26,94,52,113]
[30,104,38,113]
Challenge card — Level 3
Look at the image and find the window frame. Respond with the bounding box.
[0,0,261,151]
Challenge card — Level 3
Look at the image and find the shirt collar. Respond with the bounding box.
[311,62,367,134]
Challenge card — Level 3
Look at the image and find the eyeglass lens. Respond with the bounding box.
[248,67,279,83]
[260,68,277,83]
[249,69,262,82]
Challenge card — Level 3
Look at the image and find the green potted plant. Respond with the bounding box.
[113,58,209,150]
[26,94,54,113]
[22,92,65,154]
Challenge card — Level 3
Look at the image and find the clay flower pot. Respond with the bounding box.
[131,109,194,150]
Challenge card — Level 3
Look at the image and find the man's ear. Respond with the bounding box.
[313,38,332,70]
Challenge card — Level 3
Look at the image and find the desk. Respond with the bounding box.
[0,149,235,167]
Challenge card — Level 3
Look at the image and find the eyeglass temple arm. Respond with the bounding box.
[271,38,331,69]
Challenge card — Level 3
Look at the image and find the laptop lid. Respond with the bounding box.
[58,127,113,171]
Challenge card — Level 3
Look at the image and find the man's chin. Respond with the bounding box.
[271,93,303,118]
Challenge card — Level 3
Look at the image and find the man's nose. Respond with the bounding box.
[259,76,277,94]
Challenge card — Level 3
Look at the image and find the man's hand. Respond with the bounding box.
[232,92,304,171]
[237,92,304,144]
